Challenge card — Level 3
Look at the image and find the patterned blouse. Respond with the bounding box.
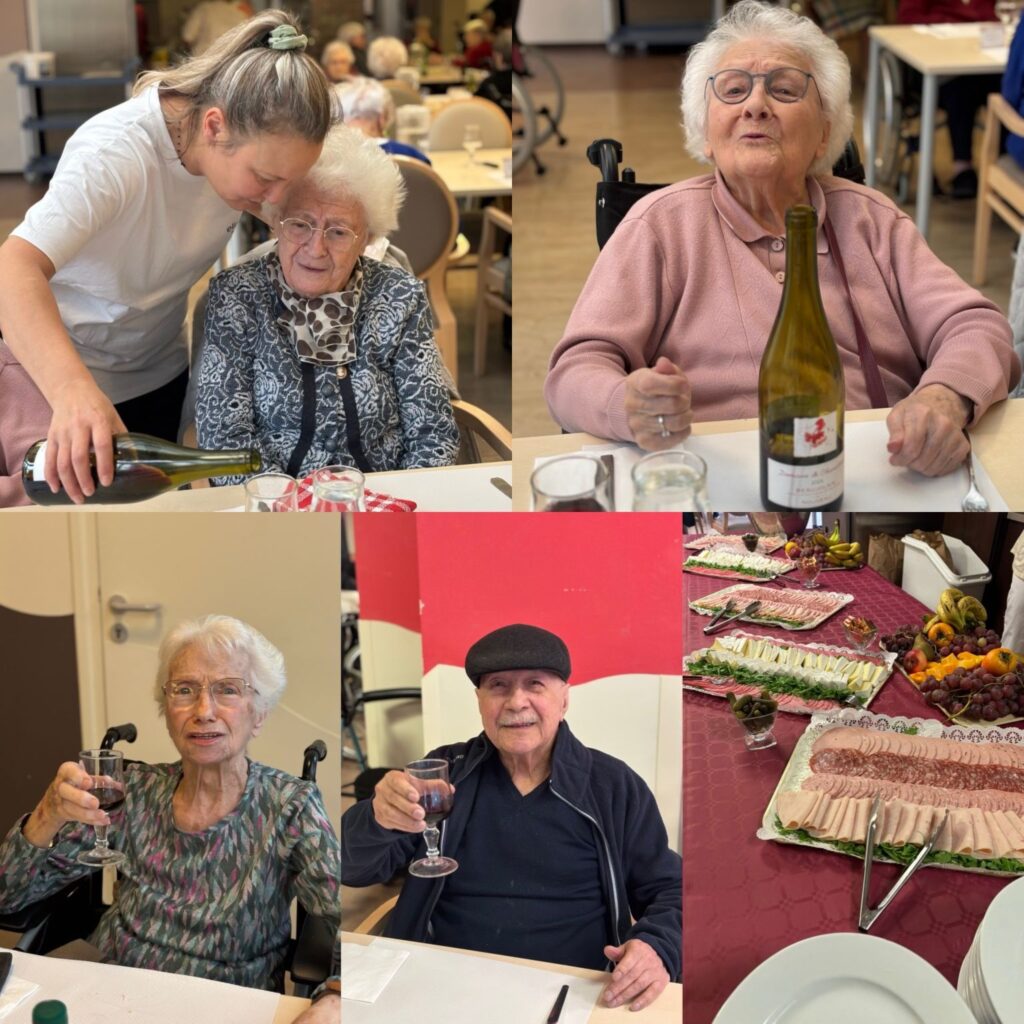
[0,760,340,991]
[195,253,459,483]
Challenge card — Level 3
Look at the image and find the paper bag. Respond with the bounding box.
[868,533,904,583]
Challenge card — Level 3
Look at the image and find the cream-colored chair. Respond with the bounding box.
[354,895,398,936]
[451,398,511,462]
[473,206,512,378]
[388,156,460,384]
[973,93,1024,286]
[427,97,512,150]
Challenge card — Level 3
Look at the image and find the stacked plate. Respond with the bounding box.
[714,933,975,1023]
[957,877,1024,1024]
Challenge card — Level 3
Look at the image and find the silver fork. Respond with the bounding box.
[961,434,989,512]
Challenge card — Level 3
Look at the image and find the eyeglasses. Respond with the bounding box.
[706,67,816,105]
[278,218,360,252]
[163,678,254,708]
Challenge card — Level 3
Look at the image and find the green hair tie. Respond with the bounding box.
[267,25,307,51]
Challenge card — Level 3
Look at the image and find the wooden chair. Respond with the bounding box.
[473,206,512,377]
[354,895,398,935]
[388,156,460,385]
[973,93,1024,286]
[428,97,512,150]
[451,398,511,462]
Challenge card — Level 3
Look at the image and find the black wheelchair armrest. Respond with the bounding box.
[289,912,335,994]
[0,871,105,954]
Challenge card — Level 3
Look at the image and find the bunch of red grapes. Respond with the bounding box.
[878,625,917,656]
[933,625,1001,658]
[919,667,1024,721]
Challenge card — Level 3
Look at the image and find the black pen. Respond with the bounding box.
[547,983,569,1023]
[480,160,500,168]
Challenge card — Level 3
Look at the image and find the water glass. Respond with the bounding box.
[244,473,298,512]
[310,466,365,512]
[632,450,710,512]
[530,455,612,511]
[462,123,483,163]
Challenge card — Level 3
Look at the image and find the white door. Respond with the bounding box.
[81,513,341,828]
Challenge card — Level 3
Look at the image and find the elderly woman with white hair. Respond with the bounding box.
[547,0,1020,477]
[334,77,431,164]
[367,35,408,80]
[195,125,459,479]
[320,39,357,83]
[0,615,340,1017]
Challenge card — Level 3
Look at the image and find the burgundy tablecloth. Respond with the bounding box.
[682,547,1014,1023]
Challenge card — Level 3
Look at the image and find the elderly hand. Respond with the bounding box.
[601,938,669,1012]
[624,357,692,452]
[23,761,112,848]
[45,378,126,503]
[291,992,339,1023]
[371,770,454,833]
[886,384,972,478]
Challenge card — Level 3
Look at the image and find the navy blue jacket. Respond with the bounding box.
[341,722,682,980]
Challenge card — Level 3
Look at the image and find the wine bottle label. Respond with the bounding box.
[766,451,844,508]
[792,411,838,458]
[31,441,47,482]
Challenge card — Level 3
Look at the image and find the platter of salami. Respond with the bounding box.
[684,534,785,555]
[689,583,854,631]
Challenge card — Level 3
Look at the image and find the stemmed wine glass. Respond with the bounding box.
[406,759,458,878]
[76,749,126,867]
[462,123,483,164]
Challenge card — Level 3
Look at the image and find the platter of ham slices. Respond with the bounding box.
[760,710,1024,875]
[689,583,854,630]
[685,533,785,554]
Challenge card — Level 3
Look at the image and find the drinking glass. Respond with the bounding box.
[530,454,612,511]
[996,0,1020,39]
[462,123,483,164]
[76,749,126,867]
[310,465,365,512]
[798,554,822,589]
[631,450,710,512]
[244,472,298,512]
[406,759,458,878]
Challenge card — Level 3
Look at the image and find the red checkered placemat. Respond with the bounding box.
[295,475,416,512]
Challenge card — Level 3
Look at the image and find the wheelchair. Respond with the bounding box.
[586,136,867,249]
[0,724,334,995]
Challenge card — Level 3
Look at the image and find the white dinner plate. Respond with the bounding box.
[713,933,976,1024]
[978,877,1024,1022]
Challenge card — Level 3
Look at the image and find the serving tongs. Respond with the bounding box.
[703,600,760,636]
[858,796,949,932]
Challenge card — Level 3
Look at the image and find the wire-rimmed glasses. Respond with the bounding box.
[162,677,254,708]
[707,67,815,104]
[76,749,126,867]
[278,218,360,252]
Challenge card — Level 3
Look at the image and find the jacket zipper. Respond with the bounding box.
[549,786,623,948]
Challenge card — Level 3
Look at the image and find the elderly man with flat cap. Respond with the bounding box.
[342,624,681,1012]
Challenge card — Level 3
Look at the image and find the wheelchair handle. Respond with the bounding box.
[302,740,328,781]
[586,138,623,183]
[100,723,137,750]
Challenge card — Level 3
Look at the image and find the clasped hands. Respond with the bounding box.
[626,361,971,478]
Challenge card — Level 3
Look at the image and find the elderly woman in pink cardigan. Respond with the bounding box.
[546,0,1020,477]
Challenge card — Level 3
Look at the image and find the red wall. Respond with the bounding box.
[352,514,420,634]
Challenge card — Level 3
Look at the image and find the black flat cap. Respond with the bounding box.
[465,624,571,686]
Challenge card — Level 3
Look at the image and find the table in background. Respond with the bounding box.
[9,462,512,513]
[511,399,1024,510]
[682,553,1014,1023]
[864,23,1007,238]
[3,950,309,1024]
[342,932,682,1022]
[429,148,513,198]
[418,64,465,91]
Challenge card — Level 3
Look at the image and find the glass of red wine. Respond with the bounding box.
[406,759,458,878]
[76,749,127,867]
[530,455,612,511]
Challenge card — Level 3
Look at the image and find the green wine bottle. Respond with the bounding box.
[21,433,262,506]
[758,205,844,512]
[32,1001,68,1024]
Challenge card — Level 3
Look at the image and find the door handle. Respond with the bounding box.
[108,594,162,615]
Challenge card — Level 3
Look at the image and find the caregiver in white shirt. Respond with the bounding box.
[0,10,330,503]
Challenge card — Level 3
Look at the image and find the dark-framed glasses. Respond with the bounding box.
[278,218,360,252]
[163,677,254,708]
[707,67,815,104]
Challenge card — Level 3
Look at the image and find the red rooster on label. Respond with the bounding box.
[803,417,826,449]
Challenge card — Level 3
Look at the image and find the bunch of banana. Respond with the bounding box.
[810,521,865,568]
[923,588,988,633]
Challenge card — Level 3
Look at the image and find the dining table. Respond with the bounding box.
[7,461,512,512]
[512,398,1024,511]
[682,540,1017,1023]
[0,949,310,1023]
[342,931,682,1022]
[429,148,513,198]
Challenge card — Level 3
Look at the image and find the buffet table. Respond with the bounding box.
[682,549,1015,1023]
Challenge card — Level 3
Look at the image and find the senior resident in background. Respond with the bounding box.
[195,125,458,481]
[0,616,339,1020]
[342,624,682,1013]
[545,0,1020,477]
[320,40,357,84]
[367,36,408,81]
[334,78,432,164]
[337,20,370,76]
